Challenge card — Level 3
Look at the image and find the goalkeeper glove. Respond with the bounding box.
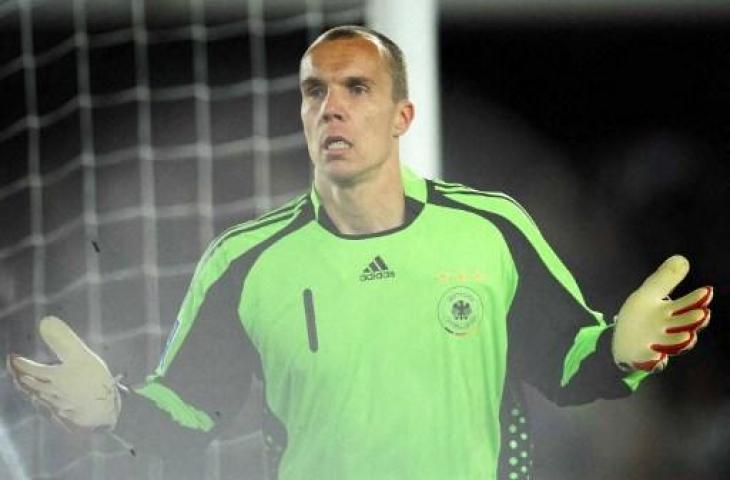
[6,316,121,431]
[612,255,713,372]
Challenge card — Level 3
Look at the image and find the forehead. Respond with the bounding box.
[300,36,389,79]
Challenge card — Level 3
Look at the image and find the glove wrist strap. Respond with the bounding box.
[610,315,637,373]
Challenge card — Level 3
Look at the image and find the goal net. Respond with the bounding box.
[0,0,363,478]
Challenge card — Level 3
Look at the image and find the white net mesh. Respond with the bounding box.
[0,0,364,478]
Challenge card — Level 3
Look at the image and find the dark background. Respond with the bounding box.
[441,18,729,478]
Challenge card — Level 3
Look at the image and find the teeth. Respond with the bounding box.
[327,140,350,150]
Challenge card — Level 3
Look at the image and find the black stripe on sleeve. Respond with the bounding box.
[112,202,314,478]
[429,186,630,405]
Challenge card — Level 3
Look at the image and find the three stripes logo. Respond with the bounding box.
[360,255,396,282]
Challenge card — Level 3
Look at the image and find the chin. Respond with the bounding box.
[318,160,369,187]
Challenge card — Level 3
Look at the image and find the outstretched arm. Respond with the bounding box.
[7,309,258,477]
[6,246,261,477]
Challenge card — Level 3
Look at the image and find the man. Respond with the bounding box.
[7,26,713,479]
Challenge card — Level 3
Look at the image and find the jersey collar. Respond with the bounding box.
[308,165,427,239]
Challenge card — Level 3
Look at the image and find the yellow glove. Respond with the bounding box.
[6,316,121,431]
[612,255,713,372]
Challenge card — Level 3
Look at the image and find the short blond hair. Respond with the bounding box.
[302,25,408,102]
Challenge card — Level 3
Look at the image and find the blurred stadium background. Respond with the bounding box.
[0,0,728,478]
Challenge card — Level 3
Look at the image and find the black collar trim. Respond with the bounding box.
[315,196,425,240]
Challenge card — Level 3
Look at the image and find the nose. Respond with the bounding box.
[322,89,346,122]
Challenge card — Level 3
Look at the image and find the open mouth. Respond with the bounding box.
[322,136,353,151]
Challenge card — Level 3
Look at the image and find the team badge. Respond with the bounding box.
[438,286,483,336]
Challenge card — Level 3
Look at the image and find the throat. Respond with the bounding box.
[322,197,405,235]
[314,161,407,235]
[317,183,406,235]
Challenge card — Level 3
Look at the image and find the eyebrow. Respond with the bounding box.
[345,76,374,87]
[300,76,375,90]
[300,77,324,90]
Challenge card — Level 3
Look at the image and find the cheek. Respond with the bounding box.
[300,105,309,127]
[361,106,387,129]
[367,109,395,139]
[301,103,316,126]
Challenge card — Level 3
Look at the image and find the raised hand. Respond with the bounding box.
[6,316,121,431]
[612,255,713,372]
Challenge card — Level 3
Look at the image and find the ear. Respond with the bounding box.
[392,100,414,137]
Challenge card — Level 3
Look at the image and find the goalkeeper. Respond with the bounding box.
[6,26,714,479]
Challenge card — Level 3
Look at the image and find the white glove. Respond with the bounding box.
[6,316,121,431]
[613,255,713,372]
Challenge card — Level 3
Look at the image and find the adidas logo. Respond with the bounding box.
[360,255,396,282]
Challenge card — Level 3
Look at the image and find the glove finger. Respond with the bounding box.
[38,392,76,413]
[633,352,667,372]
[39,316,89,364]
[7,355,27,394]
[9,371,36,399]
[15,378,69,412]
[696,309,712,332]
[665,308,710,333]
[640,255,689,298]
[17,374,62,399]
[671,286,713,315]
[9,359,73,412]
[677,332,699,353]
[17,376,77,412]
[648,355,669,373]
[25,387,65,418]
[7,354,56,382]
[651,331,695,355]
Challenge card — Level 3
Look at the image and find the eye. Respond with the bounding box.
[306,85,325,98]
[349,83,368,95]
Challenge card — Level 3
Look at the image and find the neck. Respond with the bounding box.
[314,162,405,235]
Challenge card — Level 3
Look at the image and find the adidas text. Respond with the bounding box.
[360,270,396,282]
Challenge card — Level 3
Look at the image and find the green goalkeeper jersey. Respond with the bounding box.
[114,167,635,479]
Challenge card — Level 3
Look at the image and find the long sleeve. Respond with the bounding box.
[494,213,630,405]
[430,181,636,405]
[111,238,262,477]
[108,198,309,479]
